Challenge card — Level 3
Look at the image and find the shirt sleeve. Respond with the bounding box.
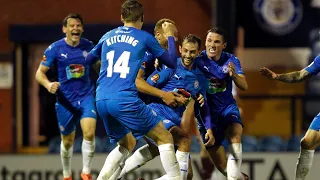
[140,51,154,71]
[147,68,174,88]
[145,33,165,58]
[85,41,99,64]
[89,35,107,60]
[233,56,244,75]
[41,44,56,67]
[305,56,320,75]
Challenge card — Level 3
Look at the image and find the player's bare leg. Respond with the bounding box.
[80,117,96,180]
[146,121,181,180]
[226,122,243,180]
[61,131,76,180]
[206,144,248,180]
[207,145,228,177]
[294,129,320,180]
[97,132,136,180]
[199,138,215,180]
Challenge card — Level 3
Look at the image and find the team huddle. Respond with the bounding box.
[35,0,320,180]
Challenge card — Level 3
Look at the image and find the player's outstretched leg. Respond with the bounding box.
[117,143,156,179]
[294,129,320,180]
[146,121,181,180]
[61,131,76,180]
[97,133,136,180]
[80,117,96,180]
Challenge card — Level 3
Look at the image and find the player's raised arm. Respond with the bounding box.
[146,23,178,69]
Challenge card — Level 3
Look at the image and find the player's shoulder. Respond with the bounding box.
[222,51,239,61]
[131,28,152,40]
[80,38,94,46]
[197,51,207,60]
[44,38,65,54]
[49,38,65,49]
[98,27,119,41]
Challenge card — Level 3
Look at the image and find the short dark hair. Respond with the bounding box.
[154,18,175,35]
[207,27,227,43]
[182,34,201,50]
[62,13,83,27]
[121,0,144,22]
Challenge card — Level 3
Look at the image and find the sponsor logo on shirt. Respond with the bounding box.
[151,74,160,83]
[66,64,85,79]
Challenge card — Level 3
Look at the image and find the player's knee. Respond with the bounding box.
[119,133,136,152]
[228,135,241,144]
[83,130,95,141]
[62,139,74,150]
[301,137,316,150]
[177,133,192,149]
[158,131,174,145]
[61,134,75,150]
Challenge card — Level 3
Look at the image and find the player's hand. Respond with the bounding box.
[259,67,278,80]
[162,22,178,41]
[228,62,237,78]
[162,91,179,107]
[204,129,215,147]
[173,92,188,106]
[196,93,205,107]
[46,82,60,94]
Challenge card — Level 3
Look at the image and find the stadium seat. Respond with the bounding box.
[259,136,286,152]
[48,136,61,153]
[101,136,117,153]
[241,135,259,152]
[287,135,303,152]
